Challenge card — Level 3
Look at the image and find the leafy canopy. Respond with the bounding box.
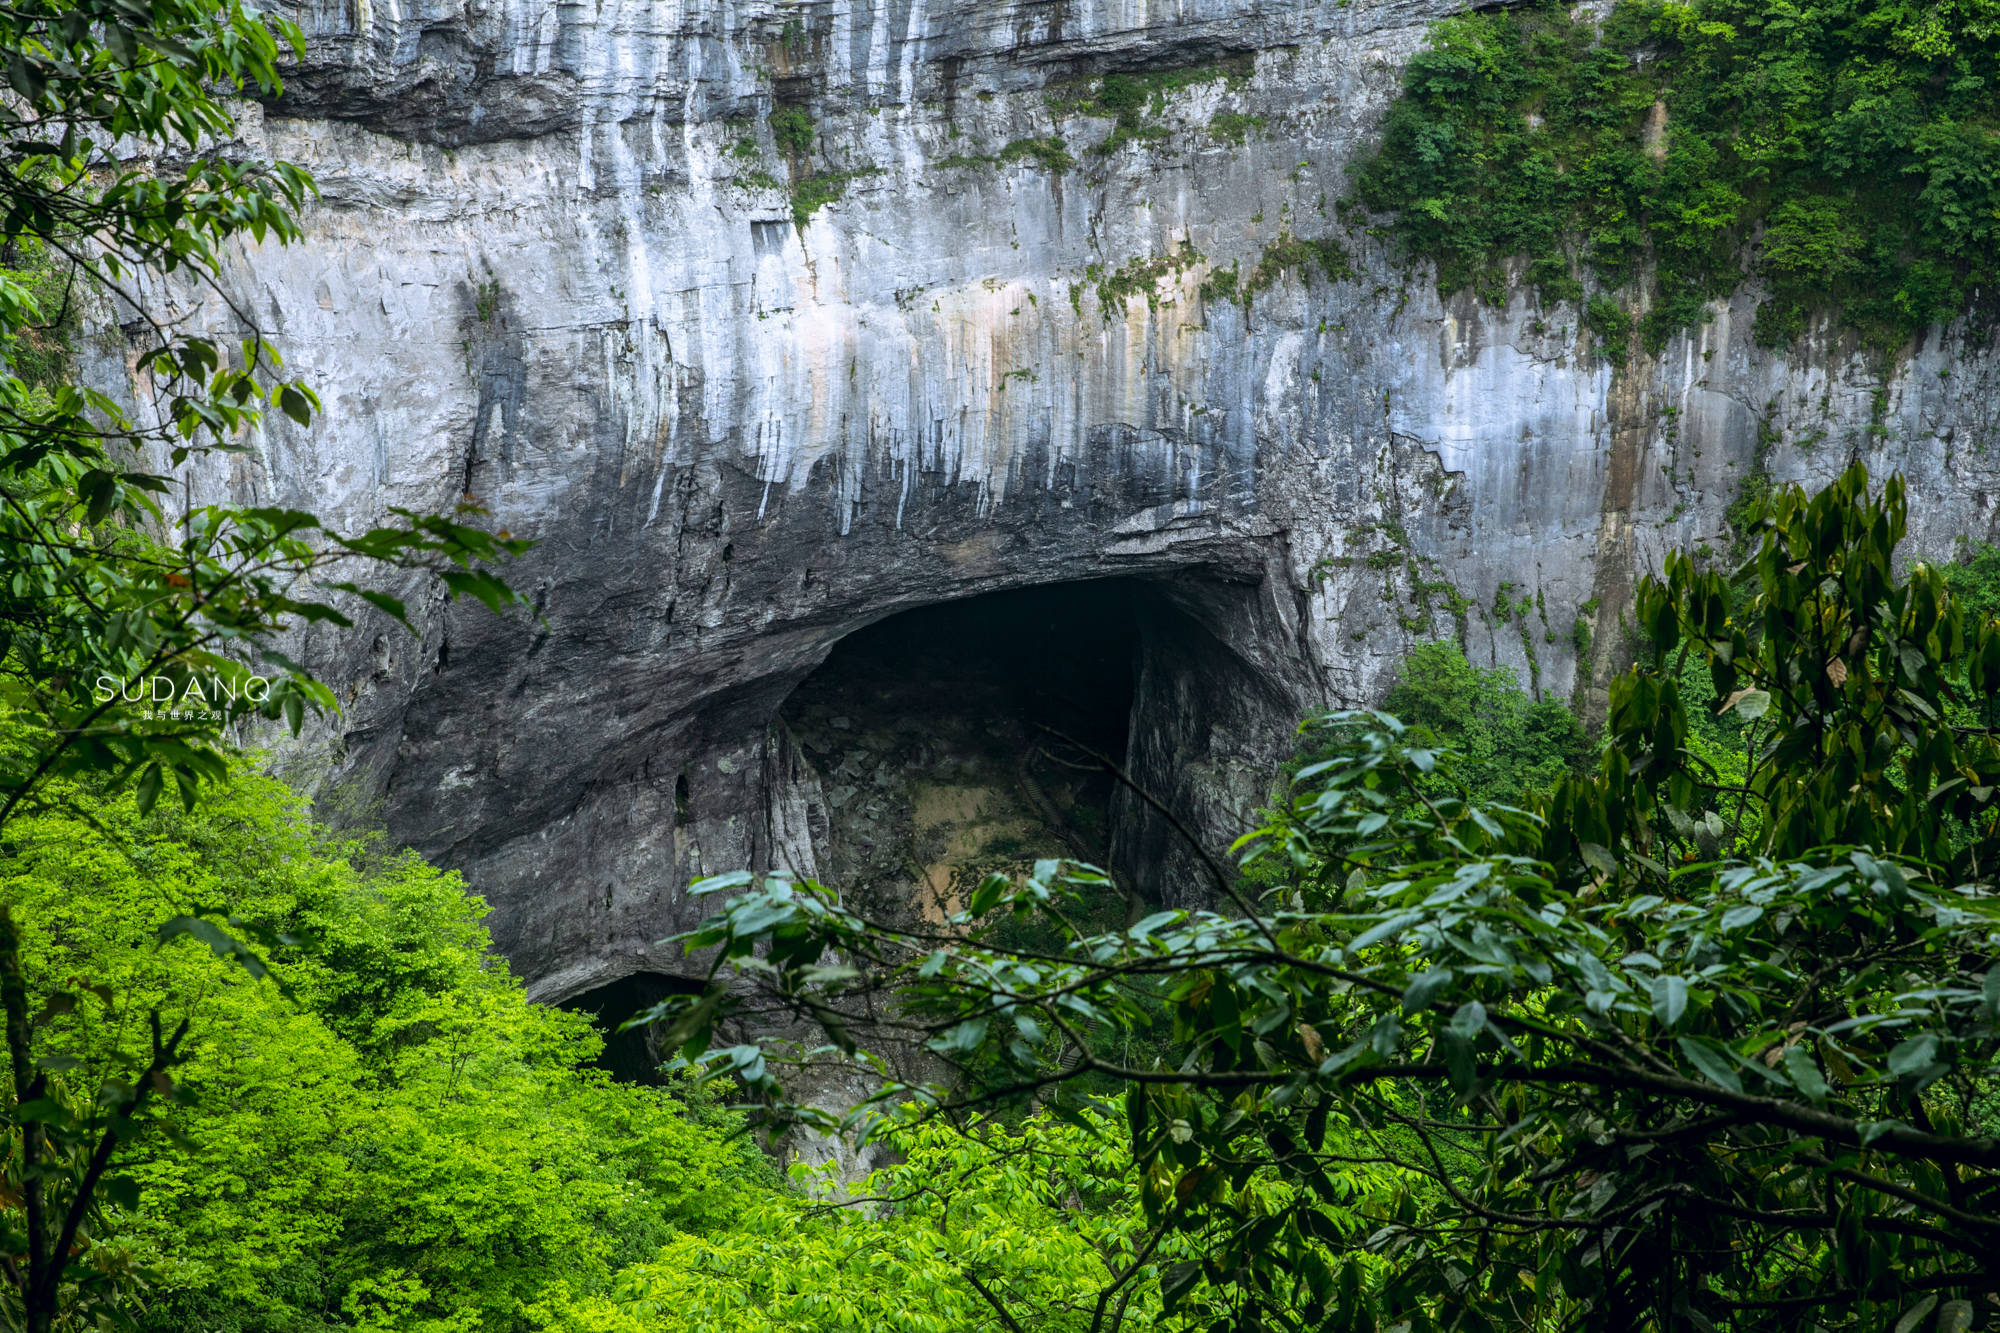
[1356,0,2000,352]
[4,765,773,1333]
[12,763,1330,1333]
[1379,640,1591,809]
[0,4,526,1329]
[548,1110,1378,1333]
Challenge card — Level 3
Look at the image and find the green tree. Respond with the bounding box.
[661,466,2000,1331]
[1545,464,2000,878]
[1356,0,2000,352]
[1379,640,1591,807]
[3,764,771,1333]
[0,4,525,1328]
[549,1109,1388,1333]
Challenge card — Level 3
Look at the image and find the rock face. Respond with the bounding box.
[109,0,2000,1001]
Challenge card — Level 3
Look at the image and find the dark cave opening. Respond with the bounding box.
[778,579,1148,923]
[558,971,707,1085]
[572,575,1300,1086]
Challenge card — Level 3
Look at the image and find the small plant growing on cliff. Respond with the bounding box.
[997,136,1074,174]
[1571,597,1599,656]
[1206,110,1267,145]
[788,167,881,228]
[1243,233,1353,302]
[769,105,815,156]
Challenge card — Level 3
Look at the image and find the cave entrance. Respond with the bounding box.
[778,579,1145,926]
[557,971,706,1085]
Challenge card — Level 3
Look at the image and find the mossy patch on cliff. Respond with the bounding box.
[1,236,79,386]
[1207,111,1267,145]
[1245,234,1353,298]
[937,136,1075,176]
[769,105,815,156]
[1089,240,1206,314]
[1355,0,2000,355]
[1049,56,1255,156]
[790,168,882,228]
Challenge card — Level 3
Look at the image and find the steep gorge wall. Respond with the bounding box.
[102,0,2000,998]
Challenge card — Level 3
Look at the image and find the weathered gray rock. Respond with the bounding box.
[92,0,2000,1001]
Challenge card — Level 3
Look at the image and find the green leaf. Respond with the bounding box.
[1718,903,1763,932]
[8,55,48,102]
[1886,1033,1940,1079]
[1893,1294,1939,1333]
[966,873,1008,918]
[1650,974,1687,1028]
[1677,1036,1744,1094]
[1448,1000,1486,1041]
[1349,910,1423,952]
[1440,1029,1478,1097]
[1160,1262,1202,1312]
[1401,967,1455,1014]
[278,383,314,425]
[78,468,118,524]
[1782,1044,1828,1101]
[1720,687,1771,720]
[135,762,164,817]
[1859,1119,1907,1147]
[1579,842,1618,878]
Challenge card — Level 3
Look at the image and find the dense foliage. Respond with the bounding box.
[1379,641,1592,807]
[0,4,528,1327]
[3,770,768,1331]
[1356,0,2000,352]
[11,764,1311,1333]
[1546,465,2000,878]
[665,466,2000,1332]
[550,1111,1365,1333]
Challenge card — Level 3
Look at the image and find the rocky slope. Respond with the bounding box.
[98,0,2000,1001]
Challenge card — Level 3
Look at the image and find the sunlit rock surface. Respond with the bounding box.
[99,0,2000,999]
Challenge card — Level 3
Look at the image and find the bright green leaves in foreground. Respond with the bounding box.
[7,766,1246,1333]
[2,768,771,1331]
[665,466,2000,1331]
[550,1112,1327,1333]
[1356,0,2000,352]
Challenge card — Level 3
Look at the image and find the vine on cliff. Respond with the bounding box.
[1356,0,2000,354]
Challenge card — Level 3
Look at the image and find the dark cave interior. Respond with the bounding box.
[558,970,706,1085]
[778,578,1151,919]
[567,574,1287,1084]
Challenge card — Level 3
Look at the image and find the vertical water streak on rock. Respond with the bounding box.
[1583,320,1653,717]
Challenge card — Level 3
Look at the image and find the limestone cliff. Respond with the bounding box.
[95,0,2000,1000]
